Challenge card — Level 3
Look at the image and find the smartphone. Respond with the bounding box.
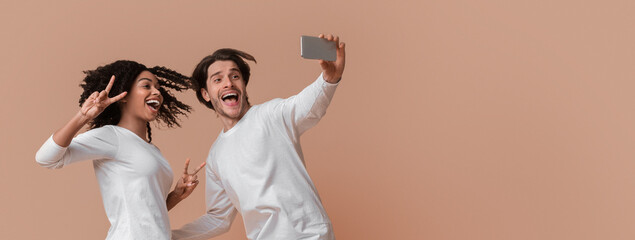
[301,35,337,61]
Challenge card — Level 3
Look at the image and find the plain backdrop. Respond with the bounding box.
[1,0,635,239]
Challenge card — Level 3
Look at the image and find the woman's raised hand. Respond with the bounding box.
[80,75,127,120]
[52,75,128,147]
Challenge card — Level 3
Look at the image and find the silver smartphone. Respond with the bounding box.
[300,35,337,61]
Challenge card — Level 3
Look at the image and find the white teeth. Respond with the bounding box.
[146,100,160,109]
[222,93,238,100]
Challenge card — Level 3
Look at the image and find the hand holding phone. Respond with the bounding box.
[301,35,337,61]
[301,34,345,83]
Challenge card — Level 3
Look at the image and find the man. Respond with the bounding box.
[173,34,345,240]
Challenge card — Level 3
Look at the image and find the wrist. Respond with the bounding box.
[169,190,185,201]
[324,76,341,84]
[74,110,91,125]
[166,191,182,211]
[322,72,342,84]
[168,191,180,199]
[167,192,181,207]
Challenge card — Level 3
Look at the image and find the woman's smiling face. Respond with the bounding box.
[120,70,163,123]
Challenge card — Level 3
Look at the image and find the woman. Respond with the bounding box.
[35,60,205,239]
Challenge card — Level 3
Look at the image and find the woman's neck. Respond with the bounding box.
[117,115,148,142]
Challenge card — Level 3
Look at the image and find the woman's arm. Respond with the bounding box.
[53,75,127,147]
[36,76,127,168]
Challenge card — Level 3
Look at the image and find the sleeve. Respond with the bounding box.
[172,169,237,240]
[277,73,339,136]
[35,126,118,169]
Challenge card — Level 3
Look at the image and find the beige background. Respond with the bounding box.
[1,0,634,239]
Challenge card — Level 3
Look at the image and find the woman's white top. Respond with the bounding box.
[36,125,174,240]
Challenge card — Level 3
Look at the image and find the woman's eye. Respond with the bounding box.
[232,75,239,79]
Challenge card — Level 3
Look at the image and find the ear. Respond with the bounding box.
[120,95,128,103]
[201,88,211,102]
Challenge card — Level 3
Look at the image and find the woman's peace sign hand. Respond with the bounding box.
[80,75,127,120]
[174,158,206,201]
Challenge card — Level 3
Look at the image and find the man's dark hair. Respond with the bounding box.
[190,48,256,110]
[79,60,191,142]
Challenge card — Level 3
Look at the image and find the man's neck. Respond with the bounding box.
[220,117,239,132]
[219,105,251,132]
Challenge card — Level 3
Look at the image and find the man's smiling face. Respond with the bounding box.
[201,60,250,121]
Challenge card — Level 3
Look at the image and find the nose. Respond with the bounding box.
[151,86,160,95]
[222,76,234,88]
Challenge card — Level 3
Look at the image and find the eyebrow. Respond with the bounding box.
[137,78,160,87]
[209,68,240,79]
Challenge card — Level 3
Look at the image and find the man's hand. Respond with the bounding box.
[318,34,346,83]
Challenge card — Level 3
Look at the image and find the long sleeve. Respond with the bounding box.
[35,126,118,169]
[172,169,237,240]
[278,73,339,136]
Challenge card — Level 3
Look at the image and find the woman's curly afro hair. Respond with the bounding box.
[78,60,191,142]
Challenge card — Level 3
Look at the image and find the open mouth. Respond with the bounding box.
[221,92,239,105]
[146,99,161,111]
